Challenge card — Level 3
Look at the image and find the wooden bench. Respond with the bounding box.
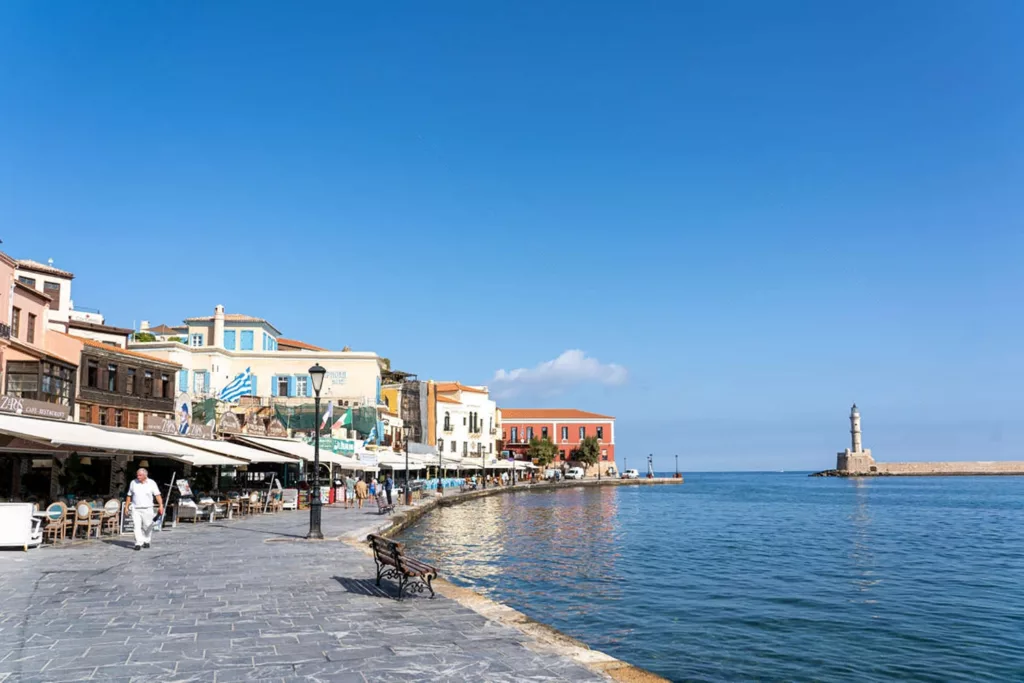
[367,534,438,600]
[375,493,395,515]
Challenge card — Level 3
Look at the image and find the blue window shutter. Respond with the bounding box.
[240,330,253,350]
[224,330,236,350]
[271,375,278,397]
[305,375,312,397]
[287,375,295,397]
[178,369,188,392]
[203,371,210,392]
[251,374,258,395]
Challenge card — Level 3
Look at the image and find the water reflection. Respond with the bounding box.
[848,478,881,601]
[401,488,624,620]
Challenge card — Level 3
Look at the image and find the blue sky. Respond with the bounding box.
[2,1,1022,470]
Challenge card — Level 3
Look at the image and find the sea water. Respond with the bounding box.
[398,473,1024,682]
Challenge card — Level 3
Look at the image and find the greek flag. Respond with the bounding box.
[219,368,253,403]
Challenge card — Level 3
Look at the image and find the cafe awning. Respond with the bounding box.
[0,413,243,466]
[232,435,368,470]
[160,435,300,465]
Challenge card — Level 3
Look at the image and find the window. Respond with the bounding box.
[193,371,208,393]
[489,443,493,453]
[559,450,566,460]
[579,426,586,440]
[489,417,493,433]
[26,313,36,344]
[17,276,35,287]
[277,376,289,396]
[107,364,118,392]
[601,449,608,460]
[6,361,38,399]
[43,282,61,310]
[510,427,518,443]
[463,442,468,456]
[41,362,72,404]
[161,373,171,398]
[450,440,456,453]
[224,330,236,350]
[11,307,20,339]
[190,333,204,347]
[541,427,548,440]
[99,408,108,425]
[86,360,99,388]
[115,409,123,427]
[126,368,136,395]
[561,426,568,441]
[144,370,154,396]
[240,330,254,350]
[527,427,534,441]
[597,426,604,441]
[296,375,308,396]
[443,412,451,431]
[463,416,467,426]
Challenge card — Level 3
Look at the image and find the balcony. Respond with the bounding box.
[0,322,9,340]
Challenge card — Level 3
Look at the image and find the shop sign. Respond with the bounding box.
[358,451,378,467]
[245,412,266,436]
[0,395,71,420]
[327,371,347,386]
[219,411,242,434]
[266,418,287,438]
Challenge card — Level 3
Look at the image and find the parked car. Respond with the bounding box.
[544,469,560,481]
[565,467,586,480]
[621,469,640,479]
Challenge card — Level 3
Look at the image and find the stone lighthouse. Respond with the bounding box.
[836,403,875,473]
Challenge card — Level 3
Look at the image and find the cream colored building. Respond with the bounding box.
[129,305,384,408]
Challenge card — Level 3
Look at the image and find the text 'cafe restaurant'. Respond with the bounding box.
[0,399,372,504]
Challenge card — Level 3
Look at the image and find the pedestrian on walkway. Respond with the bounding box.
[125,468,163,551]
[369,477,377,498]
[384,474,393,505]
[355,477,368,509]
[345,475,356,509]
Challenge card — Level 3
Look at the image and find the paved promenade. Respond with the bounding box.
[0,499,607,683]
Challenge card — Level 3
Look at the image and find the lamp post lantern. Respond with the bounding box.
[403,425,412,506]
[306,363,327,540]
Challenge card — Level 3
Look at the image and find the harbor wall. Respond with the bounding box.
[872,461,1024,476]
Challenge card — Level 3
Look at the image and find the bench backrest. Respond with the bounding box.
[367,534,408,573]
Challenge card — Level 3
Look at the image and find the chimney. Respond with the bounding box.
[213,305,225,348]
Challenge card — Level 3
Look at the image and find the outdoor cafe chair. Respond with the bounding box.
[101,499,120,535]
[72,502,102,540]
[42,503,66,543]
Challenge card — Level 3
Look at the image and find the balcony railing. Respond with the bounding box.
[0,322,9,340]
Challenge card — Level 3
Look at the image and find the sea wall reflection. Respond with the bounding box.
[399,487,625,622]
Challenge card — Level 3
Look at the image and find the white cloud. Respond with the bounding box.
[491,350,627,399]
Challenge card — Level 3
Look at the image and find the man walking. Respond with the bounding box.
[125,468,163,551]
[384,474,393,506]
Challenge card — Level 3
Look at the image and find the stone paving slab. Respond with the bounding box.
[0,503,606,682]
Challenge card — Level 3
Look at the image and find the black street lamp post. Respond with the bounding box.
[307,363,327,540]
[437,441,444,496]
[403,425,412,505]
[480,443,486,489]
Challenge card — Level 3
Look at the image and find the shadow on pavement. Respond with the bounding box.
[333,576,393,598]
[206,524,306,539]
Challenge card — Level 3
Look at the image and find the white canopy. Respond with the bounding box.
[233,435,370,470]
[375,451,426,470]
[159,435,298,465]
[0,414,243,466]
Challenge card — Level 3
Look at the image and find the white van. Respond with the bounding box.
[565,467,586,480]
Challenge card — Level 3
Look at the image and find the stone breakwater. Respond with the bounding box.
[813,461,1024,477]
[342,478,682,682]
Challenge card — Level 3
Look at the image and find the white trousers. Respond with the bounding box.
[132,507,156,546]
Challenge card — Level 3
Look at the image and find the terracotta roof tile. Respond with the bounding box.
[147,324,184,334]
[499,408,614,420]
[72,336,183,367]
[277,337,326,351]
[436,395,460,404]
[435,381,489,394]
[16,259,75,279]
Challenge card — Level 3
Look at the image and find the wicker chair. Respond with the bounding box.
[42,503,66,543]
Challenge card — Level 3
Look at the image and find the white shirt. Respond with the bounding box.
[128,479,161,508]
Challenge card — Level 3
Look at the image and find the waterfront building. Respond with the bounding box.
[73,337,181,429]
[1,252,82,417]
[129,305,384,422]
[429,382,498,462]
[501,408,616,474]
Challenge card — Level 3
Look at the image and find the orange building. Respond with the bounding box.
[500,408,616,474]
